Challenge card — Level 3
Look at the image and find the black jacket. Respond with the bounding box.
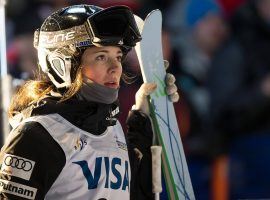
[0,97,154,199]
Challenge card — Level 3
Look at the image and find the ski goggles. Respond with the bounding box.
[34,6,142,50]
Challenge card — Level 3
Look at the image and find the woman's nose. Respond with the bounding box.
[108,58,121,73]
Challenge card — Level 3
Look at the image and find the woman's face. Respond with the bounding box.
[81,46,123,89]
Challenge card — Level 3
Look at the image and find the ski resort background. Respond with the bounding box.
[2,0,270,199]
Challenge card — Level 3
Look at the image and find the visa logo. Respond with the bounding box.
[73,157,129,191]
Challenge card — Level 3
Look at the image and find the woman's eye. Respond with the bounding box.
[96,55,106,61]
[117,56,123,62]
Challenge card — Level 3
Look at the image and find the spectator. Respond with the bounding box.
[165,0,229,199]
[207,0,270,198]
[167,0,229,160]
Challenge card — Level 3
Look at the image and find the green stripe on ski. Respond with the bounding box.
[149,102,179,200]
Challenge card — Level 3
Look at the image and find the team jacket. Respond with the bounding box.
[0,97,154,200]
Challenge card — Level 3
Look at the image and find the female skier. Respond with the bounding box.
[0,4,179,200]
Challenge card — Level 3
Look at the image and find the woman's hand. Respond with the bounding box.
[165,73,180,102]
[134,82,157,115]
[134,72,179,115]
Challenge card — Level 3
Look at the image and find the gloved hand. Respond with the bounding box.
[134,82,157,115]
[134,61,180,115]
[165,73,180,102]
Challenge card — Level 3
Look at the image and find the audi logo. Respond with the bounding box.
[4,156,33,172]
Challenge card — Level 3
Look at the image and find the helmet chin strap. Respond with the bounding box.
[77,76,119,104]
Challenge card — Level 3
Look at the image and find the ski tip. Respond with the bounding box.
[145,9,162,20]
[134,10,163,34]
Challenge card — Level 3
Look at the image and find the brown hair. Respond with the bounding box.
[8,67,83,118]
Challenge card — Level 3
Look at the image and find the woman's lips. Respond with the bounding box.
[104,82,119,88]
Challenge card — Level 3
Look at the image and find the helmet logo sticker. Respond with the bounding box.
[76,40,91,47]
[40,31,76,46]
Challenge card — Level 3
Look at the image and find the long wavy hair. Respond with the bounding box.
[8,65,83,118]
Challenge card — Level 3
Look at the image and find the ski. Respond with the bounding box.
[134,10,195,200]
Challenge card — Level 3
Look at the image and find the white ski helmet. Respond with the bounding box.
[34,4,141,88]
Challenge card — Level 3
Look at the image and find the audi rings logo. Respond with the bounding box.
[4,155,33,172]
[1,154,35,180]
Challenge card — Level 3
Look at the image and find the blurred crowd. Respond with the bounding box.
[2,0,270,199]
